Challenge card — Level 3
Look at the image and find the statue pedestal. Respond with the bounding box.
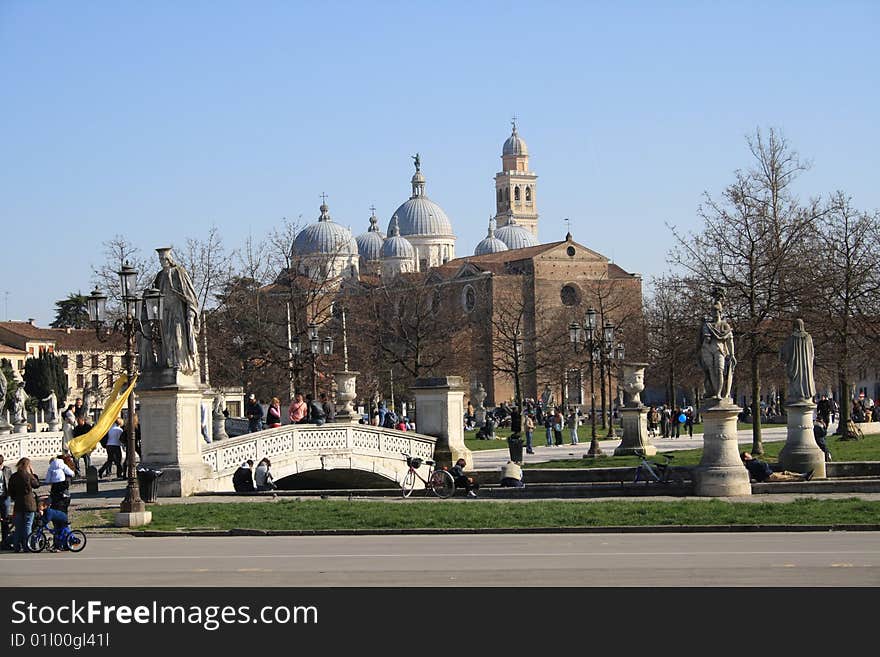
[333,371,360,421]
[114,511,152,528]
[138,371,211,497]
[412,376,472,469]
[614,406,656,456]
[693,400,751,496]
[779,401,826,479]
[212,414,228,440]
[47,420,61,431]
[13,421,28,434]
[0,419,12,435]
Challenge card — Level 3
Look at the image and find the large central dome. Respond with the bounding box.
[389,166,453,238]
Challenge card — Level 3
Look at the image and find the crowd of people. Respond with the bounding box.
[243,391,340,433]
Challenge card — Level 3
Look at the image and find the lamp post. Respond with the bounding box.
[569,306,602,456]
[87,263,162,516]
[607,340,625,437]
[293,322,334,400]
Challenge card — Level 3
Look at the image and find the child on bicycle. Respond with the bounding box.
[38,497,71,552]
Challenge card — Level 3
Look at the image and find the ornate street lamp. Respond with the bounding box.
[87,262,162,517]
[569,306,602,456]
[296,322,334,399]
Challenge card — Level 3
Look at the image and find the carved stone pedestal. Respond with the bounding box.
[411,376,472,469]
[114,511,152,528]
[333,371,360,422]
[779,401,826,479]
[138,370,211,498]
[693,401,752,496]
[212,413,228,441]
[13,421,28,434]
[614,406,656,456]
[0,418,12,435]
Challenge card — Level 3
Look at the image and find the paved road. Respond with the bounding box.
[3,532,877,586]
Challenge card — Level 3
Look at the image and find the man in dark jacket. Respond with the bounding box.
[307,394,326,425]
[232,460,255,492]
[450,458,480,497]
[0,454,12,549]
[320,393,336,422]
[741,452,813,482]
[245,394,263,433]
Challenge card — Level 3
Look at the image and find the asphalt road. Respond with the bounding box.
[3,531,878,587]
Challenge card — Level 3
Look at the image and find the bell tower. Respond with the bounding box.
[494,119,539,239]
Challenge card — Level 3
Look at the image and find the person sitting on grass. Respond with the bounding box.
[37,497,70,552]
[740,452,813,482]
[450,458,480,497]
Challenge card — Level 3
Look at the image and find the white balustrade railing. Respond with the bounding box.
[0,432,108,461]
[201,423,436,476]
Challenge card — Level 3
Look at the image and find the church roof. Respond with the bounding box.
[474,217,509,256]
[382,216,416,259]
[389,159,454,238]
[356,210,385,262]
[293,201,358,258]
[494,220,539,250]
[502,123,528,156]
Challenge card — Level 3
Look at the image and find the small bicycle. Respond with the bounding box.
[633,452,685,485]
[27,515,87,553]
[401,453,456,498]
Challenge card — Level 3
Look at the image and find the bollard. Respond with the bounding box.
[86,465,99,494]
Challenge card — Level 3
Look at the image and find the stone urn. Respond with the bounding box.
[333,371,360,420]
[621,362,649,408]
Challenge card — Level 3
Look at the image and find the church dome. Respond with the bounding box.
[502,123,528,156]
[356,209,385,263]
[293,201,358,258]
[474,218,509,255]
[495,218,538,250]
[382,216,415,259]
[389,160,454,237]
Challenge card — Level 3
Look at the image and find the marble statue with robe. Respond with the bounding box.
[12,383,27,424]
[779,319,816,403]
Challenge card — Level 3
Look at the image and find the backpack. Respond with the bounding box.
[383,410,398,428]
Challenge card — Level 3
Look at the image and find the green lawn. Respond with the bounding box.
[526,434,880,469]
[85,498,880,532]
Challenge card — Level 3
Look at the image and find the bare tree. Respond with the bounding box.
[669,128,824,454]
[91,235,152,318]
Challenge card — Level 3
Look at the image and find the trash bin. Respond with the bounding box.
[507,433,524,463]
[137,467,164,503]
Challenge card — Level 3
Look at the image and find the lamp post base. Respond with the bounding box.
[585,437,604,457]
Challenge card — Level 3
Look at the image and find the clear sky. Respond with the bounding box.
[1,0,878,326]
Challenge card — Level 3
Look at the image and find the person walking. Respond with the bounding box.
[98,418,124,479]
[61,404,76,455]
[7,457,40,553]
[524,411,535,454]
[543,413,553,447]
[567,408,579,446]
[266,397,283,428]
[71,415,94,476]
[553,408,565,446]
[245,394,263,433]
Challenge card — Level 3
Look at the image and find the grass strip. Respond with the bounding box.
[86,497,880,532]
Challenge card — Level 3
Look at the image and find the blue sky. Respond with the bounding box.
[1,1,878,325]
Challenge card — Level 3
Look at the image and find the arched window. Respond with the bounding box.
[504,187,509,202]
[525,186,532,201]
[514,186,520,201]
[497,188,503,203]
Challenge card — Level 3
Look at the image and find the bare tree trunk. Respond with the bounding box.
[751,350,763,455]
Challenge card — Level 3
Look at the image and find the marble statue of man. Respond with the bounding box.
[540,385,555,410]
[42,390,58,422]
[0,366,7,418]
[212,391,226,417]
[698,297,736,401]
[153,247,201,374]
[779,318,816,403]
[472,382,487,411]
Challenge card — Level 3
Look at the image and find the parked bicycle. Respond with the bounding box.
[27,514,87,553]
[401,453,455,498]
[633,452,685,485]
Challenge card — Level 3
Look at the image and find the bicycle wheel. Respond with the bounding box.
[402,470,416,498]
[27,530,47,553]
[66,530,87,553]
[429,470,455,499]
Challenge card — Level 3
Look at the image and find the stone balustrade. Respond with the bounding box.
[0,431,108,461]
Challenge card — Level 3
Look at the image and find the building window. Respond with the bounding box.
[91,374,99,389]
[108,373,114,386]
[514,186,520,201]
[461,285,477,313]
[106,355,113,370]
[61,355,69,368]
[525,186,532,201]
[497,188,502,203]
[77,374,84,388]
[76,354,84,369]
[91,355,98,368]
[560,283,582,307]
[566,246,576,257]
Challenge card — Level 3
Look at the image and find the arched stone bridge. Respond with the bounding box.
[197,423,438,492]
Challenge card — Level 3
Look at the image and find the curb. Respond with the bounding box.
[128,523,880,538]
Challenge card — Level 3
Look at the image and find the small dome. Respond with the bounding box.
[495,218,538,250]
[293,201,358,258]
[382,216,415,259]
[503,123,528,156]
[474,218,509,255]
[356,209,386,262]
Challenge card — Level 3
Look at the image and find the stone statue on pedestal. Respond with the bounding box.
[697,290,736,402]
[42,391,58,422]
[540,385,555,410]
[471,382,487,427]
[779,319,816,403]
[12,383,27,425]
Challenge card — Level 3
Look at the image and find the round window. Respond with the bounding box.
[462,285,477,313]
[560,284,581,307]
[566,246,576,257]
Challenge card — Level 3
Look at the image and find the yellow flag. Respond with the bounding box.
[68,374,139,458]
